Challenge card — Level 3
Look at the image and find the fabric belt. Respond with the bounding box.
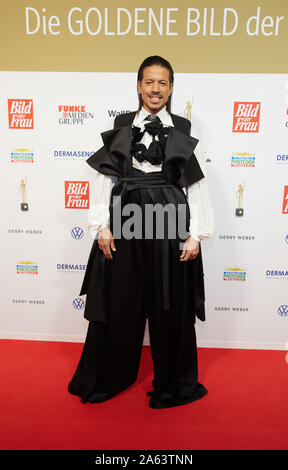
[118,172,178,311]
[118,173,176,191]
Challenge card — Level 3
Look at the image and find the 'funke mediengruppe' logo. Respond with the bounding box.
[58,105,94,125]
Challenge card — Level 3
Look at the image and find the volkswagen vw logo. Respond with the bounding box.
[73,297,85,310]
[71,227,84,239]
[278,305,288,317]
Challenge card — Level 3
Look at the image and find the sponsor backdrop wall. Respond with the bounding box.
[1,0,288,349]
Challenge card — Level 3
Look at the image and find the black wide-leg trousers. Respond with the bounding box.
[68,180,208,409]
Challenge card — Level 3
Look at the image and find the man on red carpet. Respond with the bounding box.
[68,55,213,408]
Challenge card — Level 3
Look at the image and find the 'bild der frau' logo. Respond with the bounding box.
[65,181,89,209]
[8,99,34,129]
[282,186,288,214]
[232,102,260,133]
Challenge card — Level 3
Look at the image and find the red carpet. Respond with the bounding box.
[0,339,287,450]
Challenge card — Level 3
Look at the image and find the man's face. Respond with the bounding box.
[137,65,173,114]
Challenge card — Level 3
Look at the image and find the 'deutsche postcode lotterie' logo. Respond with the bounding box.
[8,99,34,129]
[232,102,260,133]
[58,105,94,125]
[65,181,89,209]
[231,152,255,167]
[11,148,34,163]
[223,267,247,281]
[16,261,38,275]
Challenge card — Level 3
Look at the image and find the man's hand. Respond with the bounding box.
[180,236,199,261]
[98,226,116,260]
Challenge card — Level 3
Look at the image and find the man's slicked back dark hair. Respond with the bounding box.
[137,55,174,114]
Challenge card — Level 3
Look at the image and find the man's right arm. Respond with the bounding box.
[88,116,119,236]
[87,117,119,258]
[87,172,116,238]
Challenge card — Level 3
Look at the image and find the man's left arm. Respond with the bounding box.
[180,128,214,261]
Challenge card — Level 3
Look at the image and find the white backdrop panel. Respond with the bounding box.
[1,72,288,349]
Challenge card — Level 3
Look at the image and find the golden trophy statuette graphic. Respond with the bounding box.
[19,177,28,211]
[235,183,245,216]
[184,99,194,122]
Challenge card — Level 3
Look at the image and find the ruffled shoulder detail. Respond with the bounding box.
[162,127,204,187]
[86,124,205,187]
[86,126,132,176]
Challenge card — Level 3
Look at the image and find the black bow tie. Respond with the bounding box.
[144,120,163,138]
[145,114,161,122]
